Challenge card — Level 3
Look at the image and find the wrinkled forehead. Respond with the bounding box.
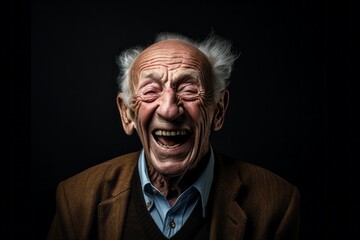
[131,40,212,80]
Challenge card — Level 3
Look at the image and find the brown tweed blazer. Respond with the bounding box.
[47,150,300,240]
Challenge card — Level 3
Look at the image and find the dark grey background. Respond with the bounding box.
[3,0,358,239]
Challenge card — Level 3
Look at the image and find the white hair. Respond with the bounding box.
[116,32,239,106]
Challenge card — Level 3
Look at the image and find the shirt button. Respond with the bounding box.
[169,220,176,229]
[146,201,152,209]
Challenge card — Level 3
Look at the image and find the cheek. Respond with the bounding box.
[184,101,215,129]
[183,102,201,121]
[136,104,156,132]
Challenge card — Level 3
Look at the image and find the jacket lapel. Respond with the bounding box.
[97,152,140,240]
[210,153,247,240]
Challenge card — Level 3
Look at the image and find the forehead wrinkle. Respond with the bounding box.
[137,54,198,71]
[136,55,204,84]
[135,41,207,70]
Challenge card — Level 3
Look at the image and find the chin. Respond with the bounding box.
[150,154,192,176]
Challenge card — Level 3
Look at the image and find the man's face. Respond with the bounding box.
[119,40,227,177]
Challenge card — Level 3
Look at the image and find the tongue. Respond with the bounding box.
[157,136,179,146]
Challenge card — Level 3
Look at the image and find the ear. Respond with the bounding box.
[212,89,229,131]
[116,93,136,135]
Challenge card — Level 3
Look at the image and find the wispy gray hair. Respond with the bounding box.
[116,32,239,106]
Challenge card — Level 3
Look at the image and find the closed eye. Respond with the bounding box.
[177,84,199,101]
[144,89,159,95]
[138,85,162,103]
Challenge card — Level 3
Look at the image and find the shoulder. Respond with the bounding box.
[57,151,140,199]
[215,151,299,205]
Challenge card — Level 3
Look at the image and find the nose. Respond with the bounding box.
[157,88,183,121]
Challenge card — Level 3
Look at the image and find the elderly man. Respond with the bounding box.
[48,32,300,240]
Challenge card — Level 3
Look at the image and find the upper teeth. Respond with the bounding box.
[154,130,187,136]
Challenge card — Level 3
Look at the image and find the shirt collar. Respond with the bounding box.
[138,146,215,217]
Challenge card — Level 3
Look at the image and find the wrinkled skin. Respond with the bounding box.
[117,40,229,204]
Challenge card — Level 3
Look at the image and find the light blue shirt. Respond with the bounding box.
[138,147,215,238]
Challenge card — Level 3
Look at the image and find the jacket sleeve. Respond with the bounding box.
[47,181,75,240]
[275,186,301,240]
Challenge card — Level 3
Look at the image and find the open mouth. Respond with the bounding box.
[153,129,192,148]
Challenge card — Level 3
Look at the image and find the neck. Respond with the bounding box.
[147,150,211,206]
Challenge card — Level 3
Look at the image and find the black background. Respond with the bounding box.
[2,0,358,239]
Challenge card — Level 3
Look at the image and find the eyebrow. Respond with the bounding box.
[172,71,199,85]
[138,72,163,89]
[142,72,163,81]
